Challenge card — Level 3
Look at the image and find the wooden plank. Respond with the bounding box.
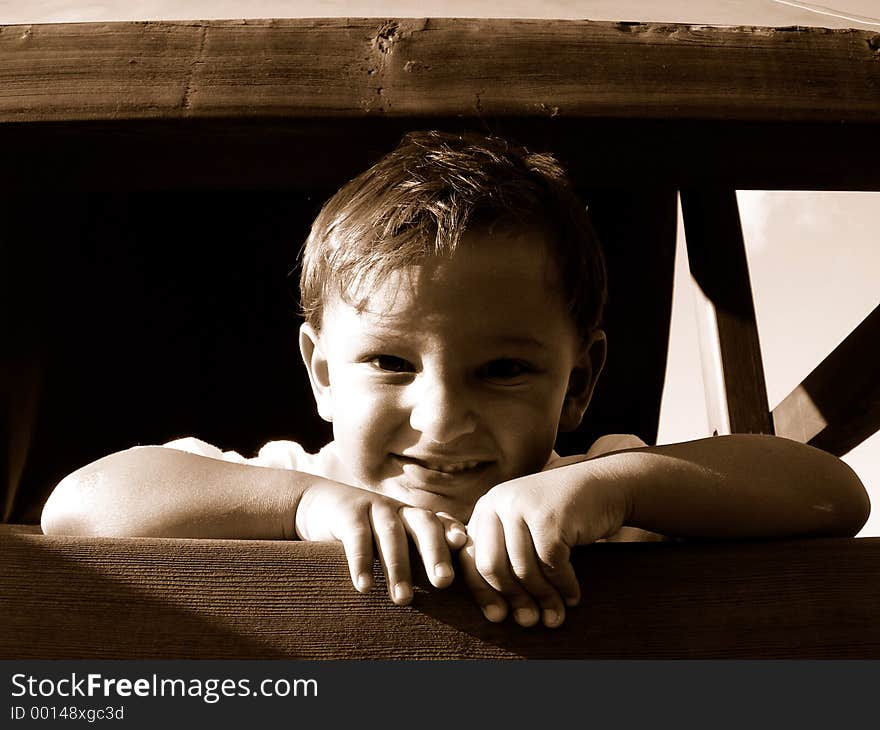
[1,19,879,124]
[680,189,774,435]
[773,304,880,456]
[3,525,879,659]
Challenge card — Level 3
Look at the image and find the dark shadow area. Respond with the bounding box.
[3,119,879,192]
[3,191,332,521]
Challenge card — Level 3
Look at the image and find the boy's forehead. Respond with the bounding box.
[321,225,578,340]
[355,222,558,294]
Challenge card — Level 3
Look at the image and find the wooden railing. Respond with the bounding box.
[4,525,880,659]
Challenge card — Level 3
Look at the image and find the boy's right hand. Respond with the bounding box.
[294,480,467,605]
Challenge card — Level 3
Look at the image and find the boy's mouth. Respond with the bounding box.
[392,454,492,476]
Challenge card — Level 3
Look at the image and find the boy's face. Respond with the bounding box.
[300,225,605,522]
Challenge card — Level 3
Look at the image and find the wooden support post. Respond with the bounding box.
[774,304,880,456]
[680,189,774,436]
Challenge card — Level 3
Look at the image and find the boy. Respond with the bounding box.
[41,131,870,629]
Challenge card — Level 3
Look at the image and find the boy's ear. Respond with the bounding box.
[299,322,334,423]
[558,330,607,433]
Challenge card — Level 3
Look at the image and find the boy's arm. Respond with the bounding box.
[41,446,307,540]
[461,434,870,627]
[41,446,464,603]
[607,434,869,539]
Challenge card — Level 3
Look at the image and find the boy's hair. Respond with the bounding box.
[299,130,607,339]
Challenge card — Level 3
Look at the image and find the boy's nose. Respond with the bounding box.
[408,376,477,444]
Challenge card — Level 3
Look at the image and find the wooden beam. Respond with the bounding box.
[3,525,880,659]
[773,304,880,456]
[680,189,774,435]
[1,21,878,192]
[2,19,878,124]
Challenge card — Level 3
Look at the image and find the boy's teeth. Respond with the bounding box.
[424,461,479,473]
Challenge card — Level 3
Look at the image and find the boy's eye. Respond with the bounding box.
[481,359,533,381]
[369,355,415,373]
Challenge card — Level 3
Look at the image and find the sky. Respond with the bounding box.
[4,1,879,533]
[1,1,879,26]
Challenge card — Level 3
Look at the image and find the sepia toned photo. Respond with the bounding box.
[2,1,879,686]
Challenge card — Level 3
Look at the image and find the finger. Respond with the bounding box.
[501,518,566,628]
[332,511,375,594]
[401,507,454,588]
[472,512,540,627]
[370,502,413,605]
[531,534,581,608]
[436,511,468,550]
[459,537,508,623]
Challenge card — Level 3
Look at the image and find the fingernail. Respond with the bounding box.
[434,562,453,580]
[483,603,506,622]
[356,573,373,593]
[542,608,562,628]
[565,594,580,607]
[393,582,413,604]
[514,608,538,626]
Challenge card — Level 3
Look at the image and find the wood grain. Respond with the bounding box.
[774,304,880,455]
[2,19,879,123]
[3,525,879,659]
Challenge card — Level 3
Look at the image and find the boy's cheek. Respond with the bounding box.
[502,433,559,478]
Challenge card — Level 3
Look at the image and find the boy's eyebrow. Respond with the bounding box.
[484,335,549,351]
[354,330,550,352]
[356,320,551,351]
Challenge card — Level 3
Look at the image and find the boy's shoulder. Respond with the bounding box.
[545,434,648,470]
[585,433,648,457]
[160,436,351,482]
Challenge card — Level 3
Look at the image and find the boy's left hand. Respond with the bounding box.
[459,462,627,628]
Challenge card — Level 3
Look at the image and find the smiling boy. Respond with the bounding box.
[41,131,870,629]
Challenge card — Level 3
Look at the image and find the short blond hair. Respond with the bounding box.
[300,130,606,339]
